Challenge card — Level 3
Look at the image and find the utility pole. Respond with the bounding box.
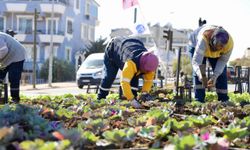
[175,47,182,96]
[48,0,54,87]
[133,8,137,23]
[33,8,38,89]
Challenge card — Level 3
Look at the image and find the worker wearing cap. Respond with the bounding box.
[97,36,159,108]
[6,29,17,37]
[189,25,234,102]
[0,31,26,103]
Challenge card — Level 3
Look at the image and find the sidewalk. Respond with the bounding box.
[20,82,76,91]
[19,82,236,97]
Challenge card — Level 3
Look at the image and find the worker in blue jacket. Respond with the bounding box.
[0,31,26,103]
[189,25,234,102]
[97,36,159,108]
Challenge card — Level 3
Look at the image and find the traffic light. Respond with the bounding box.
[163,29,173,50]
[163,29,171,40]
[198,17,206,27]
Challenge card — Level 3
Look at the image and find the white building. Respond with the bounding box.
[244,47,250,58]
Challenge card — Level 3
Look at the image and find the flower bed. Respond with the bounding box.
[0,91,250,149]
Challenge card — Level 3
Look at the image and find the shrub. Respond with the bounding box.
[40,58,75,82]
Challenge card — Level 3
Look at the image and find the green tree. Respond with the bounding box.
[172,55,192,77]
[84,37,107,58]
[229,57,250,67]
[40,57,75,82]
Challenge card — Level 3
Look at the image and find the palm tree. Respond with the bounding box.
[84,37,107,58]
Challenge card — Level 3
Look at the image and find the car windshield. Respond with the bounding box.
[81,59,103,69]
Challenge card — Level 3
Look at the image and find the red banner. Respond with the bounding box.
[122,0,139,9]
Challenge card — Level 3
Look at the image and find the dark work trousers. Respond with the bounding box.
[97,54,119,99]
[97,54,139,100]
[0,60,24,100]
[189,48,229,102]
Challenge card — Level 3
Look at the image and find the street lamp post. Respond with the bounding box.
[33,8,39,89]
[48,0,54,87]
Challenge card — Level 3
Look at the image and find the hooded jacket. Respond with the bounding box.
[0,32,26,69]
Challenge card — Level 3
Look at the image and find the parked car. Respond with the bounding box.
[76,53,120,89]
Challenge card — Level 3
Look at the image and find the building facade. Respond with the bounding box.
[0,0,99,82]
[244,47,250,58]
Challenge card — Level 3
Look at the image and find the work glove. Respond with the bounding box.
[131,99,142,109]
[207,75,217,88]
[139,93,153,102]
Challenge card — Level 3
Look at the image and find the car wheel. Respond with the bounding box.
[78,85,84,89]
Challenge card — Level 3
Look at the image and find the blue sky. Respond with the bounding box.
[95,0,250,60]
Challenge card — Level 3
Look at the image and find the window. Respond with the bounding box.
[82,24,89,39]
[90,26,94,41]
[67,20,73,34]
[47,18,57,34]
[74,0,80,14]
[65,17,73,39]
[76,0,80,9]
[85,0,90,15]
[0,17,5,32]
[23,44,40,62]
[18,17,33,34]
[24,45,33,62]
[92,5,98,19]
[81,24,86,39]
[65,47,71,61]
[44,46,57,61]
[81,24,95,41]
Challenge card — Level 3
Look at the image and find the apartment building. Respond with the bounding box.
[0,0,99,82]
[244,47,250,58]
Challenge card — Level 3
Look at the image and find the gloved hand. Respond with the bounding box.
[139,93,153,102]
[207,75,217,88]
[131,99,142,109]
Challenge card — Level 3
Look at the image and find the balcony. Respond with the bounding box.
[3,0,67,14]
[15,30,65,44]
[38,29,65,43]
[40,1,66,14]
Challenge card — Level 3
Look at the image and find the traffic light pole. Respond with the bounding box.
[248,67,250,93]
[163,28,173,87]
[176,47,182,96]
[235,66,242,93]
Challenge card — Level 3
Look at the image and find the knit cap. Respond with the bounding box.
[139,52,159,72]
[210,27,229,50]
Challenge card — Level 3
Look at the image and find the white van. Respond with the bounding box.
[76,53,120,89]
